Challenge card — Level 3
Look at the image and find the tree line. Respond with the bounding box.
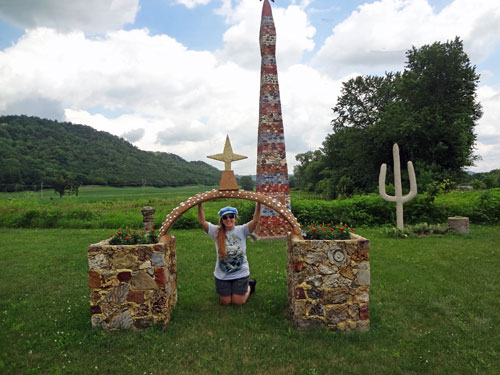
[292,37,490,198]
[0,115,221,193]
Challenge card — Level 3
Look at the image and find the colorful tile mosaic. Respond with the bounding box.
[256,0,291,238]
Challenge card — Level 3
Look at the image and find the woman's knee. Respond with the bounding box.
[231,292,249,305]
[219,295,232,305]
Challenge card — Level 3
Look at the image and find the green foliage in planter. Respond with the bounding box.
[108,227,158,245]
[301,222,355,240]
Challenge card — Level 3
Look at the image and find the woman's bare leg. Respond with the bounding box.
[230,286,251,305]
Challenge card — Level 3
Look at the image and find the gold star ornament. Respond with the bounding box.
[207,135,247,171]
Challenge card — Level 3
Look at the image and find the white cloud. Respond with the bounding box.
[470,85,500,172]
[217,0,316,69]
[174,0,212,9]
[0,0,139,33]
[314,0,500,77]
[121,127,145,143]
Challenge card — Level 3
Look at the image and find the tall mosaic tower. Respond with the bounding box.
[255,0,291,239]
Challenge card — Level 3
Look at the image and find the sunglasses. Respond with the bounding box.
[222,214,235,220]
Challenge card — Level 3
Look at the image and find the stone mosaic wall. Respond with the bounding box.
[256,0,291,238]
[87,236,177,330]
[287,234,371,331]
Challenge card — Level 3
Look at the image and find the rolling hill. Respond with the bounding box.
[0,115,221,191]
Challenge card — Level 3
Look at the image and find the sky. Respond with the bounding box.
[0,0,499,176]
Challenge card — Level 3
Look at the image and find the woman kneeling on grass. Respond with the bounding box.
[197,202,261,305]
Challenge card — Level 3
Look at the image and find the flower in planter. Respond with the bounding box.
[109,226,158,245]
[301,222,355,240]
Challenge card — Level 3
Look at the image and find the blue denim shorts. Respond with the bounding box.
[214,276,249,296]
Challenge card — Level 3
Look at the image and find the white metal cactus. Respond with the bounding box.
[379,144,417,230]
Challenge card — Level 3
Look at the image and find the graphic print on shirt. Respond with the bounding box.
[219,233,245,274]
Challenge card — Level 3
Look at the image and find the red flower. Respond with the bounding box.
[322,228,326,232]
[140,232,143,236]
[340,227,344,231]
[145,227,148,231]
[352,228,355,232]
[151,230,155,233]
[312,228,317,232]
[125,236,130,240]
[117,232,122,235]
[330,228,334,231]
[320,223,323,227]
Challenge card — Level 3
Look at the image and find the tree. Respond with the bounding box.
[317,37,482,197]
[293,150,326,192]
[397,37,481,171]
[239,175,255,191]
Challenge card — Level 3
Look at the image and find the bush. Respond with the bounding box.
[292,189,500,226]
[292,194,394,227]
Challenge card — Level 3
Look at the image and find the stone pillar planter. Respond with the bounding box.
[448,216,469,234]
[287,233,371,331]
[141,206,155,229]
[87,236,177,330]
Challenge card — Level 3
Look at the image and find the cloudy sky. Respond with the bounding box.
[0,0,499,175]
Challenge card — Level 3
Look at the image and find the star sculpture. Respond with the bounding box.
[207,135,247,171]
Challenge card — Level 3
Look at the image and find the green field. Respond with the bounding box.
[1,185,499,374]
[2,186,499,231]
[1,226,499,374]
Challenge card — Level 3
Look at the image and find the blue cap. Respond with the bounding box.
[218,206,238,217]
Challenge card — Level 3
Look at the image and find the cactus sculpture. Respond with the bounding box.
[379,144,417,230]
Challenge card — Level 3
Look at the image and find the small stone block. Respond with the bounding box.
[359,304,370,320]
[90,305,101,314]
[448,216,469,234]
[295,287,306,299]
[155,267,167,285]
[131,271,156,290]
[118,271,132,282]
[151,253,166,267]
[293,261,303,272]
[357,270,370,286]
[88,270,101,288]
[127,290,145,304]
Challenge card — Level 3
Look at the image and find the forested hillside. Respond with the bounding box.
[0,115,221,191]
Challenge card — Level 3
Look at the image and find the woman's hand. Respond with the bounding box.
[248,202,261,233]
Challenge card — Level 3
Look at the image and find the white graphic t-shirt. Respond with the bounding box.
[207,222,250,280]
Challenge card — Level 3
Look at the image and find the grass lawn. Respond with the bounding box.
[0,226,499,374]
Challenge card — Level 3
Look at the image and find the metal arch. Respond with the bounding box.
[158,189,302,240]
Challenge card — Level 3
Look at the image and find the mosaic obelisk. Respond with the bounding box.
[255,0,292,238]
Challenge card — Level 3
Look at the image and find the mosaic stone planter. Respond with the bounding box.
[87,236,177,330]
[287,233,371,331]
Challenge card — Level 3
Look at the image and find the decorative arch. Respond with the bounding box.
[158,189,302,240]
